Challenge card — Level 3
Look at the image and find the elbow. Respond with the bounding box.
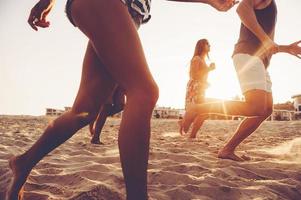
[236,4,243,16]
[236,2,249,17]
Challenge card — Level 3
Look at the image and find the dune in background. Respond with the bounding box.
[0,116,301,200]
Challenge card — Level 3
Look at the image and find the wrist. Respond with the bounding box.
[276,45,287,53]
[273,45,280,54]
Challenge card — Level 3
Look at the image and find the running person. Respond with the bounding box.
[6,0,238,199]
[184,39,215,138]
[181,0,301,161]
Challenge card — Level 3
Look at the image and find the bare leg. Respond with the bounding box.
[90,105,111,144]
[6,42,115,200]
[89,120,95,136]
[91,87,125,144]
[190,115,208,138]
[218,116,268,161]
[178,119,184,135]
[181,90,272,133]
[71,1,159,199]
[218,92,273,161]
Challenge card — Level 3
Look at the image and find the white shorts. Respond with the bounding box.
[233,53,272,94]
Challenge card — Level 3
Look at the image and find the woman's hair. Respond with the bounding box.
[193,39,209,59]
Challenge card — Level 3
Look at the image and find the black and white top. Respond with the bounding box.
[122,0,152,23]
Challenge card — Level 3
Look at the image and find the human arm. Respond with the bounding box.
[166,0,239,12]
[28,0,55,31]
[276,40,301,59]
[236,0,278,52]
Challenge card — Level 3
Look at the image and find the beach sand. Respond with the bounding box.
[0,116,301,200]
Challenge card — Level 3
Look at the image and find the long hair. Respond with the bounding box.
[193,39,209,59]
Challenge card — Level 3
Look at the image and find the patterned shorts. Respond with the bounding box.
[65,0,147,28]
[185,79,208,109]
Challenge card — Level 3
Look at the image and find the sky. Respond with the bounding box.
[0,0,301,116]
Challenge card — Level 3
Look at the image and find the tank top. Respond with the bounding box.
[233,0,277,67]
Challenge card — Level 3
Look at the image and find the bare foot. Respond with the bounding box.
[241,154,251,161]
[90,138,104,145]
[218,150,245,162]
[6,156,30,200]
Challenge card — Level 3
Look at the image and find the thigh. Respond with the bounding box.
[70,0,156,94]
[72,41,116,114]
[244,90,273,110]
[265,92,273,111]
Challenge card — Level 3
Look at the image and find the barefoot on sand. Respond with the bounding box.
[90,138,104,145]
[6,157,29,200]
[217,150,246,162]
[89,123,104,145]
[241,154,251,161]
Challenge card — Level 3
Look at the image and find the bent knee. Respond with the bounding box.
[129,83,159,108]
[141,84,159,107]
[148,83,159,106]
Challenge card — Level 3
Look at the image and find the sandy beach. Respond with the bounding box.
[0,115,301,200]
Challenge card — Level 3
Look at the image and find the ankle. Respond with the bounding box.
[15,154,31,171]
[220,146,235,154]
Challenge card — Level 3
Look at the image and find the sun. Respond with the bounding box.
[205,61,242,100]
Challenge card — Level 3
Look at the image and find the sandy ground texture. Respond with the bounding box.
[0,115,301,200]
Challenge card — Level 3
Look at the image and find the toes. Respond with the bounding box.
[241,154,251,161]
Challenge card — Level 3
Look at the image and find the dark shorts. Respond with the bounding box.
[65,0,142,27]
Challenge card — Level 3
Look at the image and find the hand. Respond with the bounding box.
[209,62,216,70]
[28,0,55,31]
[210,0,239,12]
[287,40,301,59]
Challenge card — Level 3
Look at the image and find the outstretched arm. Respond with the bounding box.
[167,0,239,12]
[28,0,55,31]
[276,40,301,59]
[236,0,277,52]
